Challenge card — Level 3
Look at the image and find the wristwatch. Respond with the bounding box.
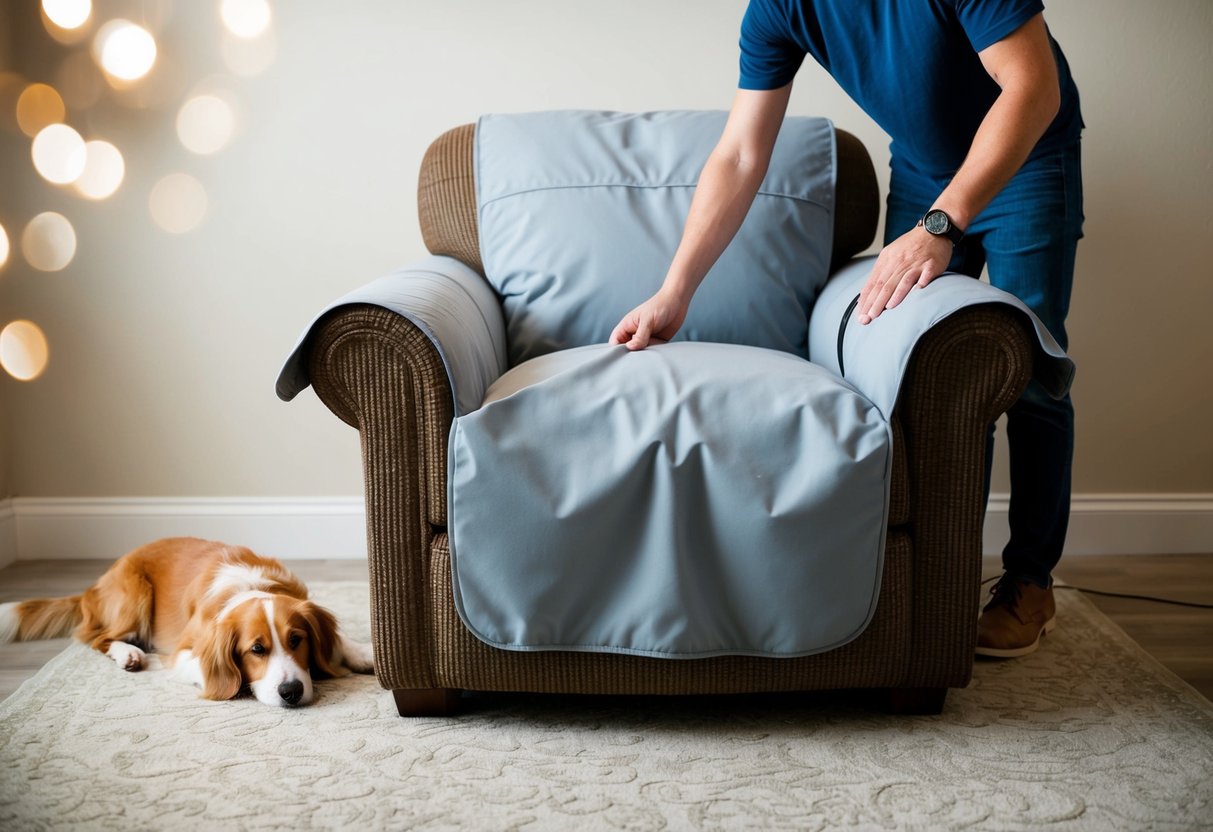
[919,209,965,245]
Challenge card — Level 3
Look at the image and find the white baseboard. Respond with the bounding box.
[0,494,1209,563]
[0,500,16,569]
[8,498,366,561]
[983,493,1213,556]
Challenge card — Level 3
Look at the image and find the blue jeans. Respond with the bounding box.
[884,143,1084,587]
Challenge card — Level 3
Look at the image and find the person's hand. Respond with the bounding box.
[608,287,691,351]
[857,226,953,324]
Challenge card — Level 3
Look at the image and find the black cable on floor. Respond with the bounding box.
[981,574,1213,609]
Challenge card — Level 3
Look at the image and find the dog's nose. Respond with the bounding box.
[278,679,304,705]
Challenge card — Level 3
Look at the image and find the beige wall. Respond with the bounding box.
[0,0,1210,499]
[1,7,15,500]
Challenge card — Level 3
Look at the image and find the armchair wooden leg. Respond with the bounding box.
[393,687,463,717]
[881,686,947,715]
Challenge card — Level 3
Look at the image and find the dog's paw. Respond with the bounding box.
[341,639,375,674]
[107,641,147,672]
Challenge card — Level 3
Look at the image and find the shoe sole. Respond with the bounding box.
[974,615,1057,658]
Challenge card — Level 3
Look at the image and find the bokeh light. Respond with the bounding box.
[220,29,276,77]
[95,20,157,82]
[149,173,208,234]
[0,321,51,382]
[43,0,91,29]
[16,83,66,138]
[22,212,78,271]
[32,123,87,184]
[220,0,272,39]
[0,223,10,270]
[177,94,235,155]
[73,140,125,200]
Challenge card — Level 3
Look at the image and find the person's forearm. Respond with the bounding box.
[662,149,768,303]
[932,79,1061,231]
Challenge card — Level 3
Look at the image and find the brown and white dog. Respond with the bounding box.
[0,537,373,707]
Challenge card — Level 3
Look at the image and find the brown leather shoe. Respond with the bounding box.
[975,576,1057,658]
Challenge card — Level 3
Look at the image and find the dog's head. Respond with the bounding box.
[197,593,344,707]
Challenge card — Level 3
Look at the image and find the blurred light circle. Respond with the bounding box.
[149,173,207,234]
[95,20,157,81]
[220,29,276,77]
[221,0,272,39]
[0,223,9,269]
[16,83,66,137]
[74,140,125,200]
[32,123,87,184]
[22,212,78,271]
[43,0,91,29]
[0,321,51,381]
[176,95,235,155]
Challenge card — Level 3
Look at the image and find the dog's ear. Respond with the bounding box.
[297,602,343,679]
[196,619,243,701]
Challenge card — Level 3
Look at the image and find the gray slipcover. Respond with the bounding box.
[277,111,1074,660]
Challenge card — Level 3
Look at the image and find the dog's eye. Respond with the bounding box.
[287,633,303,650]
[250,642,266,655]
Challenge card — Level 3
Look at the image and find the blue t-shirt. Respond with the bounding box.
[739,0,1083,177]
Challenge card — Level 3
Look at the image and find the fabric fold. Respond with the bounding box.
[276,255,507,417]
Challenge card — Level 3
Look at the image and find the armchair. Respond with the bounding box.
[279,113,1058,716]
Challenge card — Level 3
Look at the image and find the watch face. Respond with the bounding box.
[924,210,950,236]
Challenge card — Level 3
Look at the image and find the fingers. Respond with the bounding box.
[884,265,928,311]
[608,310,653,351]
[859,232,951,324]
[858,259,896,325]
[628,316,653,350]
[857,274,878,324]
[860,268,915,324]
[608,320,633,346]
[610,289,688,351]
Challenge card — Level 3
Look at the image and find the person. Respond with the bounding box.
[608,0,1083,658]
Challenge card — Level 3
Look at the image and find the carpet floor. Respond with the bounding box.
[1,582,1211,831]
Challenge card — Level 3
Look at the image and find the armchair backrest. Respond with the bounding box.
[417,120,878,284]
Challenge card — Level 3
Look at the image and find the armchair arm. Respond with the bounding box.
[278,255,506,692]
[893,306,1034,688]
[277,254,507,416]
[808,257,1073,416]
[810,257,1063,688]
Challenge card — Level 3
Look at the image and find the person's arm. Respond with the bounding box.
[609,84,793,350]
[856,13,1062,325]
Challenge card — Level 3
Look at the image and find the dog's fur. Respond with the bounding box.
[0,537,373,707]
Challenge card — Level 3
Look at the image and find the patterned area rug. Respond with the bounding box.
[2,582,1211,831]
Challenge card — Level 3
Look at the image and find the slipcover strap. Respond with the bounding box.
[893,304,1034,688]
[308,304,455,691]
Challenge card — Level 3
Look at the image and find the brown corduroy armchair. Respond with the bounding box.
[294,122,1035,717]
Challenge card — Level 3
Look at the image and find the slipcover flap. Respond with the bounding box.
[276,255,506,417]
[449,343,891,658]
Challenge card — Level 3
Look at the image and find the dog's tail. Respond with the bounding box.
[0,596,83,642]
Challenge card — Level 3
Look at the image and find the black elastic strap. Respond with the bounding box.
[837,292,862,376]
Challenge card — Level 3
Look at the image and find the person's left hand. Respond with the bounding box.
[857,227,954,324]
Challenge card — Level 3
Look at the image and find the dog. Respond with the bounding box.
[0,537,373,707]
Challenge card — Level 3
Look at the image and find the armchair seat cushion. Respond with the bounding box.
[448,342,892,658]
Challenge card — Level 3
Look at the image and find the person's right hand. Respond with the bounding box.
[608,287,690,351]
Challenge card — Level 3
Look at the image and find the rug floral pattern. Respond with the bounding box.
[2,583,1211,830]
